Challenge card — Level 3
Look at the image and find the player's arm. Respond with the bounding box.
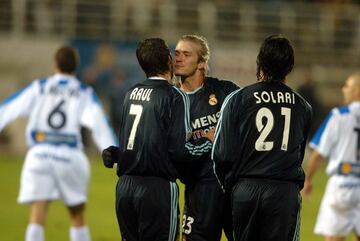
[183,138,213,160]
[211,89,241,186]
[303,150,326,198]
[80,88,118,152]
[303,109,337,198]
[102,145,119,168]
[168,88,212,162]
[299,102,313,168]
[0,82,36,131]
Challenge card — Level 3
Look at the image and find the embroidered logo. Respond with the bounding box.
[209,94,218,106]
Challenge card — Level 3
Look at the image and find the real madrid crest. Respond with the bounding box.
[209,94,218,106]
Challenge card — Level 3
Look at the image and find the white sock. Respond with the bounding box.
[25,223,44,241]
[70,226,91,241]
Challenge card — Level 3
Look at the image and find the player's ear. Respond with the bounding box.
[356,86,360,98]
[197,60,206,71]
[167,54,173,65]
[167,54,174,70]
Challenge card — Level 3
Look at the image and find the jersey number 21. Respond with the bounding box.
[255,107,291,151]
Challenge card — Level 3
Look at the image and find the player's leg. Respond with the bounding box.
[324,236,346,241]
[67,203,91,241]
[182,178,224,241]
[354,210,360,241]
[116,176,179,241]
[136,177,179,241]
[20,148,57,241]
[232,179,262,241]
[29,200,49,224]
[53,148,91,241]
[314,177,356,240]
[355,234,360,241]
[116,176,139,241]
[259,181,301,241]
[222,190,234,241]
[26,200,49,241]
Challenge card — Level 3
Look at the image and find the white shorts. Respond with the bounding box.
[18,144,90,206]
[314,175,360,236]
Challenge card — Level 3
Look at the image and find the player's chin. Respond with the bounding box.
[174,71,187,78]
[174,66,186,73]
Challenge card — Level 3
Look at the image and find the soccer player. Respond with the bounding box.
[303,73,360,241]
[212,35,312,241]
[173,34,239,241]
[102,38,212,241]
[0,46,117,241]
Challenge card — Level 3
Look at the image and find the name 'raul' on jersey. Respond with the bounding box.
[129,87,153,101]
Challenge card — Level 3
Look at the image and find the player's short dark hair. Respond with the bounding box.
[256,35,294,83]
[136,38,171,77]
[55,46,79,74]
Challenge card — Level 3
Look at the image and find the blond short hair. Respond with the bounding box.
[179,34,210,73]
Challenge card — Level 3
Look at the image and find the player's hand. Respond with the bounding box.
[302,179,313,200]
[102,145,119,168]
[204,128,215,142]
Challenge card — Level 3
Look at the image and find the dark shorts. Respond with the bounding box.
[232,178,301,241]
[116,175,179,241]
[182,177,233,241]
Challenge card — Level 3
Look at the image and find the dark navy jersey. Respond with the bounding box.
[176,77,239,184]
[116,77,192,181]
[212,81,312,189]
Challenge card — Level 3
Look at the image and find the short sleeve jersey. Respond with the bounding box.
[310,102,360,175]
[0,73,117,150]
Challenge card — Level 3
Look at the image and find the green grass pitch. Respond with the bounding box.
[0,154,352,241]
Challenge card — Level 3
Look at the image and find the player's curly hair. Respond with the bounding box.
[55,46,79,74]
[136,38,171,78]
[256,35,294,83]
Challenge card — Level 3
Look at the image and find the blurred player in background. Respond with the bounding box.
[304,73,360,241]
[173,34,239,241]
[0,46,117,241]
[102,38,213,241]
[212,35,312,241]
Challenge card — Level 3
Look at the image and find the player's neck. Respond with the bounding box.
[156,72,172,82]
[180,74,205,92]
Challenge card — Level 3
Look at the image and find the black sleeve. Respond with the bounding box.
[221,80,240,95]
[168,88,212,163]
[211,91,240,186]
[300,102,313,164]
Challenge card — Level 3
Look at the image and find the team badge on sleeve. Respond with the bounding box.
[36,132,46,142]
[338,162,360,177]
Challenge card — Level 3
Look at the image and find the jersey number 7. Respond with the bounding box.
[127,104,143,150]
